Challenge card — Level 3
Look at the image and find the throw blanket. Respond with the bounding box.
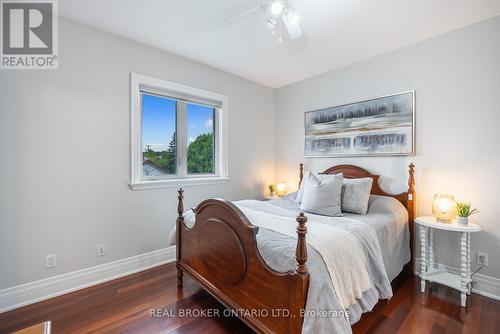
[237,202,372,310]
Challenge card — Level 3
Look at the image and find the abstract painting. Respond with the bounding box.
[304,91,415,157]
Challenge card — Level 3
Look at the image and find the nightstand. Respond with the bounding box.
[415,216,481,307]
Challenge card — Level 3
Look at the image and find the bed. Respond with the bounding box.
[174,164,415,333]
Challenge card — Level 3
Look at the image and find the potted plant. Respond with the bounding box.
[455,201,479,225]
[268,184,276,198]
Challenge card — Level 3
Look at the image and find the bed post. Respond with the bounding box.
[407,163,416,276]
[295,212,308,275]
[176,188,184,287]
[299,163,304,188]
[408,163,415,219]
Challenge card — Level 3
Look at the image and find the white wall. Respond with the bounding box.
[276,16,500,279]
[0,19,276,290]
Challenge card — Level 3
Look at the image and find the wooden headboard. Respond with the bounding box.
[298,163,416,275]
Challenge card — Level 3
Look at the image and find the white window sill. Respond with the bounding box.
[129,177,231,190]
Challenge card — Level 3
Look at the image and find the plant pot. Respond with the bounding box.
[456,216,469,225]
[269,191,276,198]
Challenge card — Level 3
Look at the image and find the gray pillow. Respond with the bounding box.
[342,178,373,214]
[300,173,343,216]
[296,171,334,203]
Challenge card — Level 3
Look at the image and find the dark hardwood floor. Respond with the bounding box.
[0,263,498,333]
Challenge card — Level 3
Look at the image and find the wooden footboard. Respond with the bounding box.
[176,189,309,334]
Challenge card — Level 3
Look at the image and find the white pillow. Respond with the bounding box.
[300,173,343,216]
[342,178,373,214]
[296,171,334,203]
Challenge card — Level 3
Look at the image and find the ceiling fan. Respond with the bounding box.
[222,0,303,43]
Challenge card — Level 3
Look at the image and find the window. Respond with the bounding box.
[130,73,229,190]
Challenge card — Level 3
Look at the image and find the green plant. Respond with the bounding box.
[456,201,479,217]
[187,133,214,174]
[268,184,276,193]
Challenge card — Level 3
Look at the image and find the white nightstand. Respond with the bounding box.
[415,216,481,307]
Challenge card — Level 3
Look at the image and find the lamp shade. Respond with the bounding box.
[432,194,457,222]
[276,181,287,196]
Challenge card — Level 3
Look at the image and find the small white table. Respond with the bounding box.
[415,216,481,307]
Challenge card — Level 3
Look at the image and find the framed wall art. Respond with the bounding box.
[304,91,415,157]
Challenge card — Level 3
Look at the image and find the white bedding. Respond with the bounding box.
[237,203,372,309]
[169,193,410,281]
[268,193,411,281]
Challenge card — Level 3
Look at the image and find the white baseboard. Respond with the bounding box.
[0,246,176,313]
[414,257,500,301]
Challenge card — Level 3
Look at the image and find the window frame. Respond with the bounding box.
[130,73,229,190]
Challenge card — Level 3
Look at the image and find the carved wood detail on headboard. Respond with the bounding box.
[298,164,414,208]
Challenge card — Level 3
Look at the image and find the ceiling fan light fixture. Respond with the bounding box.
[282,10,303,40]
[288,11,300,25]
[266,18,277,30]
[270,1,284,16]
[222,0,301,43]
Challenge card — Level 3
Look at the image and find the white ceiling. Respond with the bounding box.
[60,0,500,88]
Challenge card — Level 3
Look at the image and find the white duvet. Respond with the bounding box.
[237,201,373,310]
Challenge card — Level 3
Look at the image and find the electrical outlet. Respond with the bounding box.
[477,252,488,266]
[45,254,56,269]
[97,243,106,257]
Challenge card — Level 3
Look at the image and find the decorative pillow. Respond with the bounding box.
[341,178,373,214]
[300,173,343,216]
[296,171,334,203]
[296,170,309,203]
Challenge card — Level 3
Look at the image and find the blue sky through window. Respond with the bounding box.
[142,93,214,151]
[187,103,214,144]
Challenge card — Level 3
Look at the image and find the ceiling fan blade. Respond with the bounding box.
[282,15,303,39]
[222,5,266,24]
